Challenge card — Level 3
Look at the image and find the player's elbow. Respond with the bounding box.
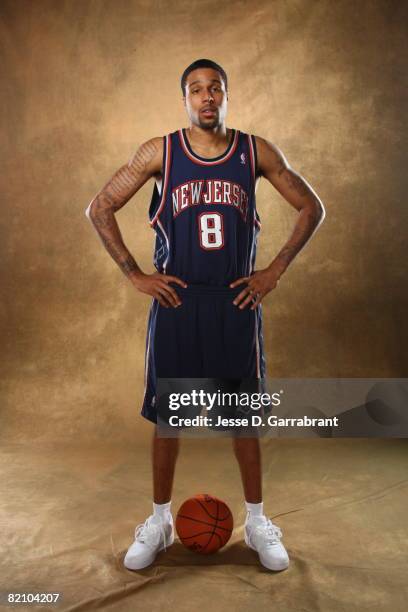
[85,199,97,221]
[307,198,325,225]
[316,200,326,225]
[84,203,92,220]
[305,199,325,232]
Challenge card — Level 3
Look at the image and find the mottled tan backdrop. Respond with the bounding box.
[1,0,407,443]
[1,3,408,610]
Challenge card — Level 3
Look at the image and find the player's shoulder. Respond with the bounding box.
[238,130,277,153]
[130,135,165,157]
[128,135,165,176]
[252,134,286,166]
[140,135,165,153]
[250,133,277,152]
[142,132,179,158]
[243,133,288,177]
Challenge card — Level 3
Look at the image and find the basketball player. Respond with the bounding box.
[85,59,325,571]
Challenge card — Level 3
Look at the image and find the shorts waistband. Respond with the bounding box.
[169,283,245,298]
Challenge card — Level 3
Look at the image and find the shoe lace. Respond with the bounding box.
[134,517,169,551]
[253,518,283,546]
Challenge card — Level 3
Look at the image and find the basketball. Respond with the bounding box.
[175,493,233,554]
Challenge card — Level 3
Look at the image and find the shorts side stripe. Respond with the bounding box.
[254,308,261,378]
[141,302,154,407]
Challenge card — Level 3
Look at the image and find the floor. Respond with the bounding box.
[1,438,407,611]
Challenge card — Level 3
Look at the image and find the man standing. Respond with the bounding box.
[85,59,325,571]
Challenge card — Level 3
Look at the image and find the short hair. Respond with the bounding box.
[180,59,228,96]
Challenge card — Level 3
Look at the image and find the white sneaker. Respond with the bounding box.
[244,515,289,571]
[124,514,174,570]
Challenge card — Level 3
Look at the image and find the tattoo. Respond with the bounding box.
[104,139,159,212]
[92,209,141,277]
[275,155,286,177]
[258,136,310,194]
[256,136,325,276]
[284,169,309,196]
[87,138,160,279]
[275,208,322,274]
[121,255,140,275]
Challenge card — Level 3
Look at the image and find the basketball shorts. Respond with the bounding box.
[141,283,268,429]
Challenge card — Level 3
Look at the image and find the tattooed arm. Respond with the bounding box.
[256,136,325,275]
[85,138,187,308]
[230,137,325,309]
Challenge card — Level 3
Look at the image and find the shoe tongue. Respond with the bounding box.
[150,514,163,525]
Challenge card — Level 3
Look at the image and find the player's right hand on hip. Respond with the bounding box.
[131,271,187,308]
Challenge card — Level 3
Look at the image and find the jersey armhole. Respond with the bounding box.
[248,134,262,230]
[250,135,260,178]
[149,135,171,227]
[248,134,261,187]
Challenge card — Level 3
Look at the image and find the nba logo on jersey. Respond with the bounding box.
[240,152,246,165]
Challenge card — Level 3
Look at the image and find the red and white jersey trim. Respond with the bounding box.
[150,135,172,227]
[178,128,239,166]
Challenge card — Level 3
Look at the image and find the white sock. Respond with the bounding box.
[152,501,172,523]
[245,501,265,523]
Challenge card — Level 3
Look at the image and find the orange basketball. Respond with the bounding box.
[175,493,233,554]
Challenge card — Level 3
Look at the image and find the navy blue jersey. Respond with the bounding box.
[148,128,262,286]
[141,128,267,424]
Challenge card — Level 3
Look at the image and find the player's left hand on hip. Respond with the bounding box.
[230,268,280,310]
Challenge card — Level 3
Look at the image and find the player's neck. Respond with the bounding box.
[187,124,230,148]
